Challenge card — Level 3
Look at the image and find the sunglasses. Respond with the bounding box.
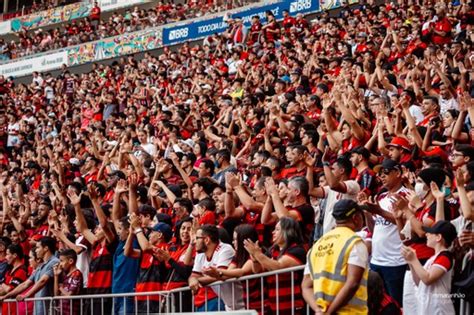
[379,168,398,175]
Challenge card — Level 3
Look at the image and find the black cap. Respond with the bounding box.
[374,158,401,173]
[290,68,302,76]
[25,161,41,170]
[418,167,446,189]
[422,220,457,246]
[109,170,126,180]
[332,199,362,220]
[350,146,370,160]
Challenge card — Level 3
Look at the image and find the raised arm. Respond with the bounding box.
[88,183,115,243]
[224,173,244,219]
[128,173,139,215]
[129,213,153,252]
[68,190,97,245]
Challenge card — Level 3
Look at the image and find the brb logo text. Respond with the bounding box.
[168,27,189,41]
[289,0,312,13]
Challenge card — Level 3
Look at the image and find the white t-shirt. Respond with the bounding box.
[7,122,19,147]
[193,242,237,309]
[141,142,157,156]
[370,187,409,267]
[193,242,235,273]
[409,105,424,124]
[32,76,44,87]
[439,97,459,115]
[322,180,360,234]
[75,235,91,287]
[417,252,455,315]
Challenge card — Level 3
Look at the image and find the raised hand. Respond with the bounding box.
[129,212,141,230]
[53,263,62,277]
[129,173,139,189]
[115,179,128,194]
[67,190,81,206]
[304,152,317,167]
[264,177,278,196]
[225,172,240,189]
[243,239,261,257]
[401,245,417,262]
[455,168,465,188]
[405,190,422,210]
[430,182,445,200]
[87,183,100,200]
[321,147,331,163]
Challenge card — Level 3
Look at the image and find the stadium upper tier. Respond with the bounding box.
[0,0,259,62]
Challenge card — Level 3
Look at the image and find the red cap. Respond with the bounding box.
[421,147,449,163]
[387,137,412,151]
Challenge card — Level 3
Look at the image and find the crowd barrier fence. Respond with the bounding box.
[4,265,307,315]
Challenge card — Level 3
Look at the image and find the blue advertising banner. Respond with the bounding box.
[162,0,320,45]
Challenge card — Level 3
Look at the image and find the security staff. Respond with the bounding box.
[302,199,369,314]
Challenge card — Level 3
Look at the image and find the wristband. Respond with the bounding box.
[134,228,143,235]
[322,162,330,167]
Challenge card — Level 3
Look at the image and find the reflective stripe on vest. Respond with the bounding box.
[308,227,368,314]
[314,291,367,307]
[308,235,368,287]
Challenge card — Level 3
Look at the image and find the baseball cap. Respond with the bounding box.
[151,222,173,241]
[418,167,446,189]
[179,139,195,149]
[332,199,362,220]
[69,158,81,166]
[422,220,457,246]
[386,137,412,151]
[109,170,126,180]
[374,158,401,173]
[290,68,302,76]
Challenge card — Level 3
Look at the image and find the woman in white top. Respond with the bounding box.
[401,220,456,315]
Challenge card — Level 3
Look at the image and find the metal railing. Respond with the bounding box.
[459,250,472,315]
[4,265,308,315]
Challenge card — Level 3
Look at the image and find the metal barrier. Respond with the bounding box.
[4,265,308,315]
[459,249,472,315]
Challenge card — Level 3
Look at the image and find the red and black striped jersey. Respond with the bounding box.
[136,242,169,301]
[87,239,117,294]
[266,244,306,313]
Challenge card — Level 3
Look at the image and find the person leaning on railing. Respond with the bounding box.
[0,237,60,315]
[155,216,196,312]
[203,224,262,312]
[188,224,235,312]
[302,199,369,315]
[244,217,306,315]
[52,249,83,315]
[0,244,28,315]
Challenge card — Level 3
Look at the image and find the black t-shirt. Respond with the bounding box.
[290,203,315,243]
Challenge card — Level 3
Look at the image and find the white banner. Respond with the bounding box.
[99,0,150,11]
[0,20,11,35]
[0,51,68,77]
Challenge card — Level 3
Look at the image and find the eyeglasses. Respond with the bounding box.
[450,153,464,158]
[379,169,396,175]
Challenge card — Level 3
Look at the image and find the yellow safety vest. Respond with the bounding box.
[307,226,368,314]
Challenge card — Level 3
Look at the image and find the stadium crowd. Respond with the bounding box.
[1,0,81,21]
[0,0,257,60]
[0,0,473,314]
